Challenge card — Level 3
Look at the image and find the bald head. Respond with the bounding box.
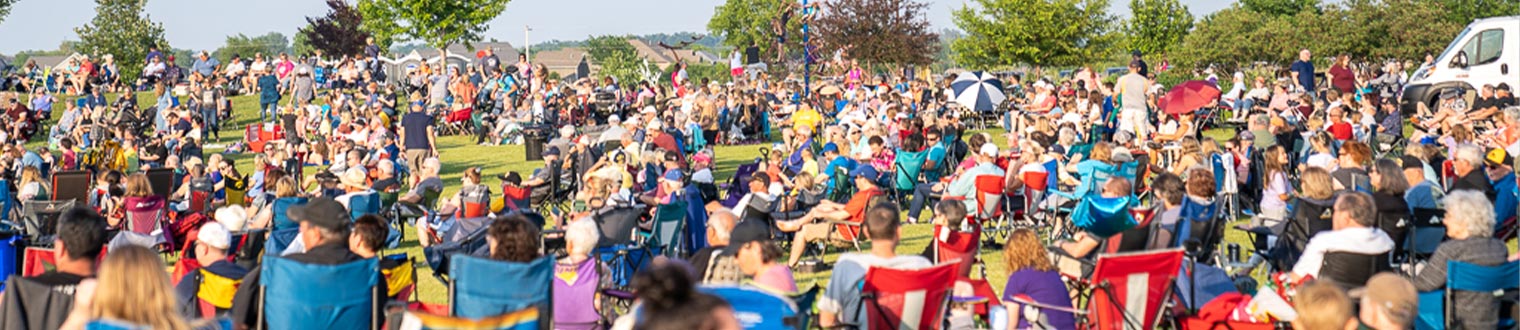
[707,209,738,245]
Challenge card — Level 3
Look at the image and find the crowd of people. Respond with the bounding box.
[0,31,1516,330]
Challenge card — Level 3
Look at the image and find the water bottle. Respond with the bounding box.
[1227,243,1241,264]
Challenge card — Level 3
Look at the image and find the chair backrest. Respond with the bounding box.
[1087,249,1185,330]
[460,186,491,218]
[1441,160,1455,190]
[895,152,926,191]
[1104,207,1155,254]
[50,170,91,204]
[259,257,379,330]
[1319,251,1391,290]
[1171,197,1219,259]
[702,285,801,330]
[861,263,957,330]
[593,206,644,247]
[270,197,309,230]
[21,200,73,239]
[347,192,382,219]
[122,196,166,236]
[932,225,980,278]
[650,200,689,257]
[552,258,602,329]
[2,275,75,330]
[450,255,553,321]
[1491,172,1518,228]
[1445,259,1520,293]
[146,168,174,201]
[1073,161,1118,198]
[972,175,1004,220]
[0,179,13,222]
[1072,195,1138,239]
[380,254,415,300]
[189,190,212,214]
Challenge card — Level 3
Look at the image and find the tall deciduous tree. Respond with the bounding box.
[1239,0,1320,16]
[74,0,167,81]
[813,0,939,67]
[707,0,796,61]
[585,36,657,86]
[1435,0,1520,26]
[951,0,1117,68]
[212,33,292,64]
[0,0,17,25]
[356,0,509,53]
[1124,0,1193,58]
[299,0,370,57]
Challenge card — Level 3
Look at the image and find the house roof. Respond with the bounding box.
[534,47,596,78]
[413,42,520,61]
[625,39,720,67]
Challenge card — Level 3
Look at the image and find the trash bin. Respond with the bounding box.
[523,126,548,161]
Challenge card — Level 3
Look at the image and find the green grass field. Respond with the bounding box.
[13,90,1513,307]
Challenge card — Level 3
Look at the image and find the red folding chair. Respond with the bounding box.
[932,224,980,278]
[1441,159,1455,190]
[861,262,957,330]
[189,190,212,214]
[972,175,1005,223]
[1071,248,1185,330]
[1022,171,1050,224]
[443,107,473,135]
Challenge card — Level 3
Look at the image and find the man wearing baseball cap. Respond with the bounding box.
[778,164,884,267]
[231,198,384,328]
[174,221,250,318]
[725,220,796,294]
[915,143,1004,219]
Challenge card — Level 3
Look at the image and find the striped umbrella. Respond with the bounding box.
[950,71,1007,112]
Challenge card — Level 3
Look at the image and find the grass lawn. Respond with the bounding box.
[13,90,1514,307]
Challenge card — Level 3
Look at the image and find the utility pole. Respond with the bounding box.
[525,25,533,62]
[802,0,810,102]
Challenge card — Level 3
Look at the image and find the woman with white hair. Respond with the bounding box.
[553,218,612,330]
[1412,191,1509,329]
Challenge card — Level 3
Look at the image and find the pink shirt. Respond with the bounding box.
[753,264,797,294]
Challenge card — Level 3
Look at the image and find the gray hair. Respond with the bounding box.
[1454,144,1485,166]
[564,218,600,257]
[1057,127,1078,146]
[1444,190,1495,239]
[707,209,738,242]
[1503,107,1520,122]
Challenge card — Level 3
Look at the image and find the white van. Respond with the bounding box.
[1402,16,1520,114]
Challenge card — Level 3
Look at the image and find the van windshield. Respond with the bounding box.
[1437,26,1473,63]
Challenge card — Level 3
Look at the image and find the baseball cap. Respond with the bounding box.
[821,142,838,154]
[543,146,561,157]
[662,169,684,182]
[721,220,772,256]
[341,168,367,189]
[609,115,621,124]
[1487,148,1512,166]
[214,205,249,232]
[852,164,880,180]
[979,143,999,157]
[1236,130,1255,142]
[287,198,351,231]
[197,222,232,250]
[1354,273,1417,325]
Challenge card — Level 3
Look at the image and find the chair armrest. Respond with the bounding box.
[1008,295,1088,315]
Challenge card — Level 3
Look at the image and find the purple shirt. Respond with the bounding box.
[1001,269,1076,329]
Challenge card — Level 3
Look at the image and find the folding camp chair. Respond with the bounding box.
[381,254,417,303]
[347,191,382,220]
[1319,251,1391,290]
[858,262,958,330]
[639,200,689,258]
[256,257,380,330]
[1066,249,1185,330]
[18,200,73,244]
[1403,208,1445,272]
[702,285,805,330]
[1493,172,1520,242]
[1417,260,1520,330]
[790,285,821,330]
[442,107,474,135]
[719,155,766,208]
[448,255,553,325]
[971,175,1007,244]
[115,196,171,250]
[551,258,611,330]
[932,224,981,278]
[1,275,76,330]
[265,197,309,257]
[1170,197,1221,263]
[592,205,649,289]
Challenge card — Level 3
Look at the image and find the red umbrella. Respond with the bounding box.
[1159,80,1222,115]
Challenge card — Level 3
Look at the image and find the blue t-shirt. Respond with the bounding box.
[822,157,859,194]
[1405,180,1442,211]
[1002,269,1077,329]
[1290,60,1315,92]
[257,75,280,103]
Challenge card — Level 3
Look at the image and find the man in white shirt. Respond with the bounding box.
[818,203,930,328]
[1291,192,1394,280]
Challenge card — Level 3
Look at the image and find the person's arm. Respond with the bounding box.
[1411,243,1450,291]
[426,126,437,155]
[1290,236,1329,280]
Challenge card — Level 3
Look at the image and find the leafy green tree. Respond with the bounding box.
[813,0,939,67]
[0,0,17,26]
[1436,0,1520,27]
[74,0,168,81]
[356,0,509,54]
[1124,0,1193,57]
[212,32,292,64]
[707,0,795,61]
[1239,0,1320,16]
[298,0,371,57]
[586,35,657,86]
[951,0,1118,69]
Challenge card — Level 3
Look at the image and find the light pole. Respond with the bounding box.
[525,25,533,62]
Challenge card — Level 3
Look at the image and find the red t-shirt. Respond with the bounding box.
[1329,122,1353,141]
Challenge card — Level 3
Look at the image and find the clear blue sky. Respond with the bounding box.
[0,0,1237,55]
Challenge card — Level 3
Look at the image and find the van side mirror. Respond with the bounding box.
[1451,51,1469,69]
[1504,64,1510,75]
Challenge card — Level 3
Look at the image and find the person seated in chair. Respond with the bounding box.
[350,214,407,301]
[398,157,443,205]
[818,203,930,328]
[1289,192,1393,281]
[230,198,385,329]
[486,213,542,263]
[175,222,250,318]
[917,200,969,259]
[690,209,741,284]
[1410,191,1509,330]
[524,147,565,202]
[777,164,884,267]
[726,219,796,294]
[334,167,375,210]
[1055,177,1132,259]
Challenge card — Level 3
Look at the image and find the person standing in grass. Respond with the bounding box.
[256,68,280,123]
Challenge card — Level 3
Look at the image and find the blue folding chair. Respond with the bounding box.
[1416,260,1520,330]
[449,255,553,323]
[266,197,309,256]
[639,200,689,258]
[683,185,709,253]
[1171,197,1221,262]
[258,257,380,330]
[701,285,802,330]
[347,192,382,220]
